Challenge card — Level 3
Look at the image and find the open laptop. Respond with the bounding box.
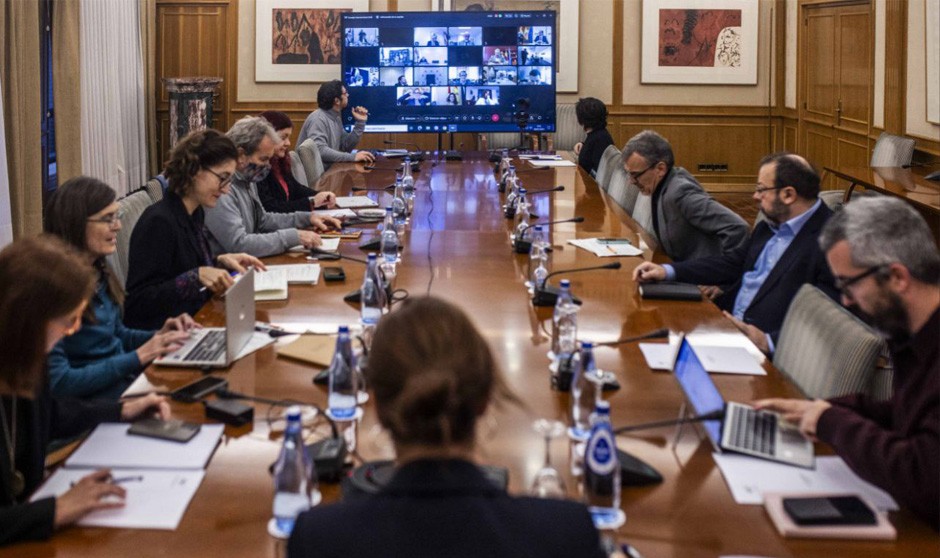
[671,334,815,468]
[155,269,255,368]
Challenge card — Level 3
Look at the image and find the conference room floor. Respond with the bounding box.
[10,153,937,557]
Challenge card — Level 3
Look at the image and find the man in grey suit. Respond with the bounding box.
[622,130,748,262]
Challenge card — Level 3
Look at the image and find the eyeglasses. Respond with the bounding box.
[627,164,656,182]
[205,168,233,188]
[86,208,124,226]
[834,266,884,296]
[754,182,785,195]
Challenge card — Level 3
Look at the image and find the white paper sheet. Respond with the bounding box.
[528,159,576,167]
[235,331,275,359]
[313,208,356,219]
[567,238,644,257]
[66,423,224,470]
[318,238,341,251]
[713,453,898,511]
[265,264,321,284]
[640,341,766,375]
[335,196,378,208]
[30,468,205,530]
[121,373,168,398]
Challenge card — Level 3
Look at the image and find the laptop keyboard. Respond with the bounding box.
[728,405,776,456]
[182,330,226,362]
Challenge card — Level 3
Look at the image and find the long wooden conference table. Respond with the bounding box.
[10,153,937,557]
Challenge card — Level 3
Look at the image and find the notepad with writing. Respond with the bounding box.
[254,267,289,301]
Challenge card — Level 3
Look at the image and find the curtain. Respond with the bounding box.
[0,78,12,247]
[139,0,159,177]
[52,0,82,184]
[0,0,43,238]
[79,0,148,196]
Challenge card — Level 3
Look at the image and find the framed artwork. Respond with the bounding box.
[640,0,759,85]
[255,0,368,83]
[434,0,579,92]
[926,0,939,124]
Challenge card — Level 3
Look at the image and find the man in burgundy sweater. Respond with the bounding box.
[757,196,939,529]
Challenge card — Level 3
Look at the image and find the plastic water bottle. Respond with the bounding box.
[380,207,399,265]
[570,341,599,440]
[551,279,578,360]
[361,254,385,324]
[504,165,519,203]
[392,177,408,227]
[271,406,318,538]
[328,326,358,419]
[513,188,531,236]
[529,226,549,291]
[401,157,415,190]
[584,400,621,525]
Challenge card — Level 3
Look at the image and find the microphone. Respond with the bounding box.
[363,164,404,171]
[532,262,622,307]
[593,328,670,347]
[513,216,584,253]
[382,140,425,164]
[613,408,726,435]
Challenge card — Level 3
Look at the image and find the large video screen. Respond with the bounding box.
[340,11,556,134]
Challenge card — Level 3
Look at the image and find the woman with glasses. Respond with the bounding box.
[288,297,605,557]
[44,177,194,400]
[256,110,336,214]
[124,129,264,330]
[0,236,170,546]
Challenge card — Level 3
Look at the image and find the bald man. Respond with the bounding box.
[634,152,838,353]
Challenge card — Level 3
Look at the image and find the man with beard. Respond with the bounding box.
[633,152,837,353]
[756,197,939,529]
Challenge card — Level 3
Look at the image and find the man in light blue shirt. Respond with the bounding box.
[634,152,839,353]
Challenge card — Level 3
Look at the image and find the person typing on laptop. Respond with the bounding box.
[756,198,939,529]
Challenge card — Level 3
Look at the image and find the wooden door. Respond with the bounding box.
[799,1,872,189]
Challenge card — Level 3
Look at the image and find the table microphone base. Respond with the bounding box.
[532,285,583,307]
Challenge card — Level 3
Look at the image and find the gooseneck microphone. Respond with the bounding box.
[532,262,622,307]
[351,184,396,191]
[613,409,726,435]
[308,249,368,264]
[383,140,425,163]
[593,328,670,347]
[513,216,585,253]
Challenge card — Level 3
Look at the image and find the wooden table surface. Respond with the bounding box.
[10,154,938,557]
[825,165,940,213]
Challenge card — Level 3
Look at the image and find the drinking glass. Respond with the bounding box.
[529,418,568,498]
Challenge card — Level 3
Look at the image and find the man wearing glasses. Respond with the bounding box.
[634,152,837,353]
[621,130,748,263]
[757,197,939,529]
[297,79,375,170]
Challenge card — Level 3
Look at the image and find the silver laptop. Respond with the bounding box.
[155,269,255,368]
[671,334,815,468]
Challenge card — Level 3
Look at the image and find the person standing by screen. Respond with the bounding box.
[297,80,374,170]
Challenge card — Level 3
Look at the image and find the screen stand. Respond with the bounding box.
[437,132,462,161]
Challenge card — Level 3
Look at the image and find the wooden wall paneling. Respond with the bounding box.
[783,120,799,152]
[836,7,871,133]
[803,121,835,188]
[882,0,906,135]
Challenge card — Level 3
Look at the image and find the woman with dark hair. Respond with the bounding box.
[573,97,615,176]
[125,129,265,330]
[44,177,193,399]
[256,110,337,214]
[288,297,605,558]
[0,236,170,546]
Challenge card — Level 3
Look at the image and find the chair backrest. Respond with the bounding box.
[482,132,520,151]
[870,132,916,167]
[606,168,640,215]
[773,284,887,400]
[107,189,155,289]
[552,103,581,151]
[288,151,308,186]
[296,139,325,186]
[143,177,164,203]
[631,194,655,238]
[594,144,621,191]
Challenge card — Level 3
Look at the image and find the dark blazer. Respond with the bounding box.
[0,383,120,546]
[288,459,606,558]
[256,157,318,214]
[671,201,838,341]
[577,127,614,177]
[653,167,750,262]
[124,191,213,330]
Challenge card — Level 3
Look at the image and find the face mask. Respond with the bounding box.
[237,161,271,183]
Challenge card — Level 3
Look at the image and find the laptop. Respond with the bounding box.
[671,334,815,468]
[155,269,255,368]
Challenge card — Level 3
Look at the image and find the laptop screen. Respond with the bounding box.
[672,337,724,446]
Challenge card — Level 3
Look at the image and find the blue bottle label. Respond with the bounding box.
[586,429,617,476]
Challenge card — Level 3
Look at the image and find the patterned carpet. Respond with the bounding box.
[713,192,760,226]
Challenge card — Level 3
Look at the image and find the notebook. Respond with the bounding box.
[154,269,255,368]
[671,334,814,468]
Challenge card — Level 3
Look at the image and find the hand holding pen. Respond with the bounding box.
[56,469,126,528]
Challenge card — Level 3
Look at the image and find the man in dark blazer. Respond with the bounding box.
[622,130,749,262]
[634,152,838,353]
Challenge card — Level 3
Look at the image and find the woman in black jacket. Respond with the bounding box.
[572,97,615,177]
[0,236,170,546]
[256,110,336,213]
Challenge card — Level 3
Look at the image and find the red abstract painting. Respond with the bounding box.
[658,9,742,68]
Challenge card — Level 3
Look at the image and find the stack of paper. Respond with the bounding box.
[335,196,378,209]
[568,238,644,257]
[254,267,289,301]
[639,342,766,375]
[528,159,576,168]
[31,423,224,530]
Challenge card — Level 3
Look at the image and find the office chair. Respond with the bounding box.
[143,177,164,203]
[296,139,325,187]
[870,132,916,167]
[773,284,889,400]
[550,103,580,151]
[288,150,309,186]
[106,189,155,289]
[606,168,640,215]
[594,144,622,192]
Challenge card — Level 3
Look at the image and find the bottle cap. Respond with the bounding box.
[518,188,527,194]
[580,340,594,349]
[560,279,570,288]
[385,206,393,213]
[285,405,302,421]
[338,325,350,334]
[594,400,610,414]
[367,253,377,260]
[534,225,543,232]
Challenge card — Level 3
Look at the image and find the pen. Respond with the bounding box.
[255,325,294,338]
[606,245,617,255]
[199,270,240,293]
[71,475,144,488]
